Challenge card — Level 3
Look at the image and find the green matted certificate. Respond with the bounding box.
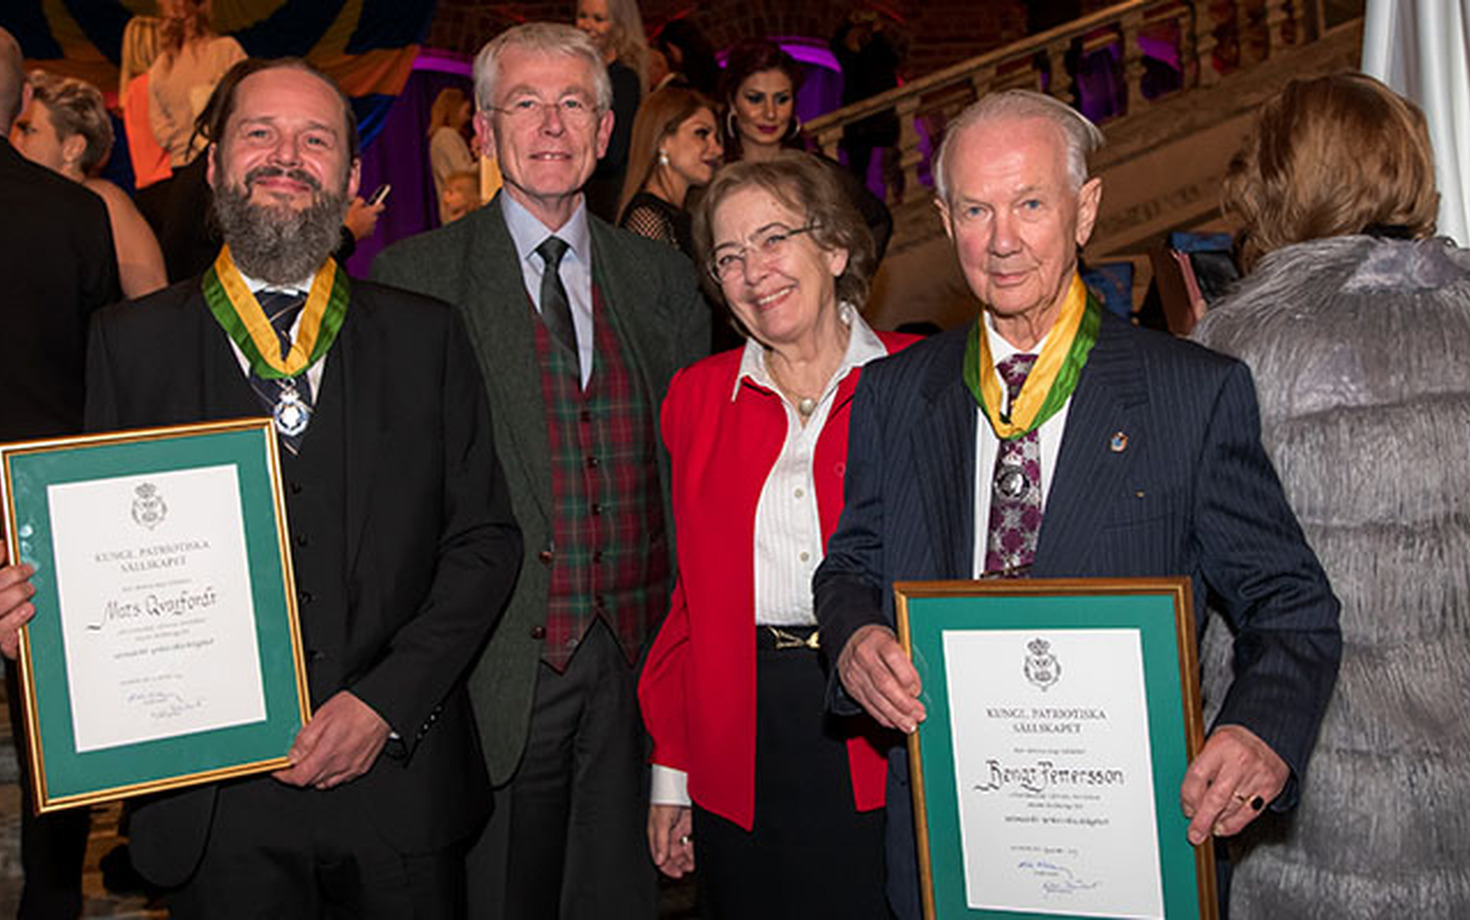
[896,578,1216,920]
[0,419,310,813]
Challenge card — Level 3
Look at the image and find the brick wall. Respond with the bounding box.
[426,0,1120,80]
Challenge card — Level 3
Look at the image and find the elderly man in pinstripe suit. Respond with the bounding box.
[814,90,1341,920]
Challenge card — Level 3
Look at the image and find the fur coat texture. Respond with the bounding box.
[1192,235,1470,918]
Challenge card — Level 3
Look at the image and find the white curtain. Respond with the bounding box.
[1362,0,1470,246]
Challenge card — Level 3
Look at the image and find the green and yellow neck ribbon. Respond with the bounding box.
[963,273,1101,439]
[202,244,350,380]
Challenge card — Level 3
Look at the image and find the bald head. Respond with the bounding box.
[0,28,25,135]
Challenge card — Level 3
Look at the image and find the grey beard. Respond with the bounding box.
[213,181,348,285]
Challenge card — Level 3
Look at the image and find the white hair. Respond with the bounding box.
[933,90,1104,202]
[473,23,613,113]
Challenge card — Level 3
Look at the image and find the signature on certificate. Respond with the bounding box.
[1017,859,1101,895]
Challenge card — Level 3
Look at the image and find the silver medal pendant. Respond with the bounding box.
[994,463,1029,499]
[273,380,311,437]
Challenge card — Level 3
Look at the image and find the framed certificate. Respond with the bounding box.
[0,419,310,813]
[896,577,1216,920]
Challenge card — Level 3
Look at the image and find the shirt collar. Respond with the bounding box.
[500,191,592,269]
[235,266,313,298]
[983,312,1051,366]
[732,304,887,401]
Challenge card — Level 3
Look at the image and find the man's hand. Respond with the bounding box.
[837,624,926,733]
[647,803,694,878]
[342,196,385,242]
[1179,723,1289,844]
[273,691,391,790]
[0,541,37,660]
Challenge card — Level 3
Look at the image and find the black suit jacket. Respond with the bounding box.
[815,311,1342,919]
[0,139,119,440]
[85,275,523,885]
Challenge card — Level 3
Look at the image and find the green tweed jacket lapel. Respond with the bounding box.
[458,195,554,529]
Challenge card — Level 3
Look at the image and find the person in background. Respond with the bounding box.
[441,168,484,224]
[640,152,911,919]
[146,0,244,168]
[371,23,709,919]
[12,71,167,298]
[617,86,722,259]
[1192,72,1470,919]
[831,7,902,199]
[428,86,475,225]
[720,38,892,261]
[0,28,121,919]
[575,0,647,221]
[649,18,718,97]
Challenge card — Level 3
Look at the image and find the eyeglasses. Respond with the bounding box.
[486,97,602,127]
[708,224,817,282]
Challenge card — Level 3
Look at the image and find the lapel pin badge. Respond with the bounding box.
[1110,431,1129,453]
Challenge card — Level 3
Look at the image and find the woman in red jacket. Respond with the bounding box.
[638,152,914,918]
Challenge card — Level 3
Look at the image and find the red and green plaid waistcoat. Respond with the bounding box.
[534,284,670,671]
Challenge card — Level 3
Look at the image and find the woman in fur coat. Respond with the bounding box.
[1192,73,1470,918]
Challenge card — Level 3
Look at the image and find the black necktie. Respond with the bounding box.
[248,290,313,454]
[535,236,580,378]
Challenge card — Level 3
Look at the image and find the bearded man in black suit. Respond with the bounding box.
[0,56,521,919]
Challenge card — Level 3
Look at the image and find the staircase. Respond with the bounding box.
[806,0,1366,329]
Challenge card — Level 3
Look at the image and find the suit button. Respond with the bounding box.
[530,625,546,640]
[591,503,603,516]
[538,549,554,565]
[295,533,308,548]
[307,649,326,662]
[289,481,303,495]
[586,455,599,469]
[298,590,313,605]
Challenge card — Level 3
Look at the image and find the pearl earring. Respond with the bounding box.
[658,149,670,166]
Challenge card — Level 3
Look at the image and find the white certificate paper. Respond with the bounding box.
[47,465,266,752]
[943,628,1163,918]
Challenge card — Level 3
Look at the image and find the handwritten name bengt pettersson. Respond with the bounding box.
[975,759,1126,794]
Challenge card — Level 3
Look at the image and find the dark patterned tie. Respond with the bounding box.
[535,236,580,379]
[248,290,313,454]
[984,353,1041,576]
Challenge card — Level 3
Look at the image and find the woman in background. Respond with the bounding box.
[12,72,167,298]
[146,0,243,168]
[427,87,475,225]
[1192,72,1470,918]
[575,0,648,221]
[720,38,891,260]
[617,87,723,259]
[639,153,912,919]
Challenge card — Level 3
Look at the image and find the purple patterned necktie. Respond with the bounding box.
[984,353,1041,576]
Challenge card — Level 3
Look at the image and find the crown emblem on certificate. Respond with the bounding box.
[1024,637,1061,691]
[131,482,168,530]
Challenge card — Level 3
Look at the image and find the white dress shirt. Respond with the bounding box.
[500,192,596,388]
[971,315,1072,578]
[651,308,887,807]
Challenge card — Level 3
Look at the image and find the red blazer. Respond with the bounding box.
[639,331,915,830]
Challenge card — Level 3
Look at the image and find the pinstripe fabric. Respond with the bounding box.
[815,309,1341,920]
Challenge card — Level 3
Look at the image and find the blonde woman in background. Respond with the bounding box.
[617,86,722,259]
[12,71,167,297]
[576,0,648,220]
[427,86,474,224]
[146,0,244,167]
